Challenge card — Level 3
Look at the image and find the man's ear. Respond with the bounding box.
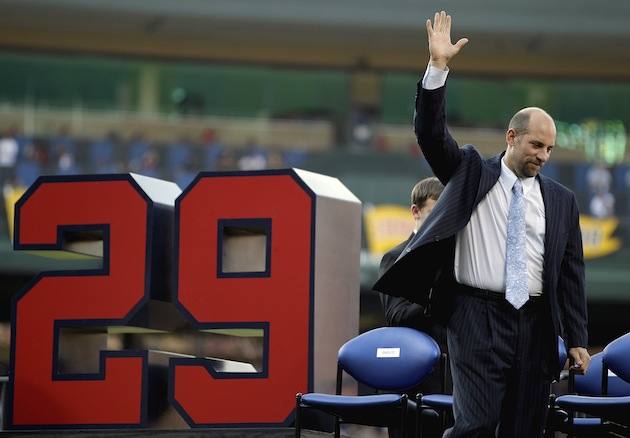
[506,128,517,147]
[411,204,420,220]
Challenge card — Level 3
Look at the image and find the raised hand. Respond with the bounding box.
[426,11,468,70]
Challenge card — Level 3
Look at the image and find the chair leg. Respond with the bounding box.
[294,393,302,438]
[416,393,423,438]
[334,417,340,438]
[567,409,574,438]
[400,395,408,438]
[544,393,555,438]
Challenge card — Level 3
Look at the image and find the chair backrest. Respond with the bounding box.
[574,352,605,396]
[558,336,567,370]
[574,351,630,397]
[604,332,630,384]
[337,327,440,391]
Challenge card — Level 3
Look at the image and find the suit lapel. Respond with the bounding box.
[539,174,557,249]
[539,174,558,289]
[474,153,502,206]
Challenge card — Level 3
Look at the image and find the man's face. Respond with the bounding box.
[506,112,556,178]
[412,197,437,231]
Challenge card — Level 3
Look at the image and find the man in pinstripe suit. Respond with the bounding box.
[374,11,591,438]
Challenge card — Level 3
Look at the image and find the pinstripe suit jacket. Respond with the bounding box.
[373,84,588,365]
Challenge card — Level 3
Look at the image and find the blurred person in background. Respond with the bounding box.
[127,132,161,177]
[237,138,267,171]
[265,150,285,169]
[167,136,196,187]
[132,149,160,178]
[201,129,224,171]
[379,176,449,438]
[14,140,42,188]
[55,145,80,175]
[586,162,612,194]
[50,125,76,160]
[587,163,615,217]
[167,137,193,176]
[128,132,151,169]
[589,189,615,218]
[51,126,80,175]
[89,131,120,173]
[0,128,19,190]
[375,11,590,437]
[216,149,236,171]
[0,128,19,237]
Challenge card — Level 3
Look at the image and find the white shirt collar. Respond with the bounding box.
[500,157,536,196]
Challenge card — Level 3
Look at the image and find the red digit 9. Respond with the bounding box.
[171,171,315,426]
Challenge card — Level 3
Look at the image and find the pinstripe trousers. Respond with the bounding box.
[444,291,553,438]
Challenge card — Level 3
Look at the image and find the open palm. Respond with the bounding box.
[426,11,468,69]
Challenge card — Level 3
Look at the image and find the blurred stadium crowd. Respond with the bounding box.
[0,126,302,190]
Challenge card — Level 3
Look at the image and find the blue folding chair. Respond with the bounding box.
[422,336,568,436]
[553,332,630,437]
[295,327,440,438]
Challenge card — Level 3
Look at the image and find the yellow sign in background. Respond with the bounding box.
[364,204,414,255]
[4,185,26,240]
[580,215,621,259]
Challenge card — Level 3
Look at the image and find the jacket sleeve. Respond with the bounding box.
[378,248,429,330]
[380,294,429,330]
[557,193,588,348]
[413,81,463,185]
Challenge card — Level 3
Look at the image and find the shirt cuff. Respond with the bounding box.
[422,63,449,90]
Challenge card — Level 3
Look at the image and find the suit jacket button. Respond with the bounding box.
[433,235,440,241]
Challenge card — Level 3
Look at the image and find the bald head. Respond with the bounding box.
[508,107,555,136]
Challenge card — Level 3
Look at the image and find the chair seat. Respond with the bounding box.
[422,394,453,409]
[300,393,411,427]
[556,394,630,418]
[301,393,404,408]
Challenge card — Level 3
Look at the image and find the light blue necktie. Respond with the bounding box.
[505,179,528,309]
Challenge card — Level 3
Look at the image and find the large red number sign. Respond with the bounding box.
[9,175,155,428]
[171,172,313,426]
[8,171,316,429]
